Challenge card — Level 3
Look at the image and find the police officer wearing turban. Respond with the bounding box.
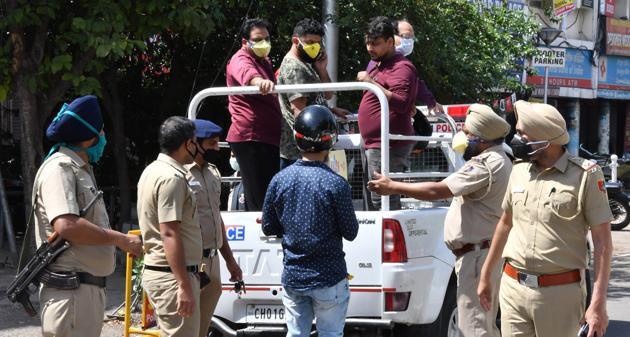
[369,104,512,337]
[478,101,613,337]
[34,95,142,337]
[184,119,242,337]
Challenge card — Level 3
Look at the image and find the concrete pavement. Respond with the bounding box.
[605,229,630,337]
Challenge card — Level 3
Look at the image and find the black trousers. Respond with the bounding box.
[229,141,280,211]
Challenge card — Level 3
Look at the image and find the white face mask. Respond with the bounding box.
[230,157,240,172]
[396,37,414,57]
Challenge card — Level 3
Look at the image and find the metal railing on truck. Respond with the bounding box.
[187,82,459,211]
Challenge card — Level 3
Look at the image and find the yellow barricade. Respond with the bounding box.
[124,229,160,337]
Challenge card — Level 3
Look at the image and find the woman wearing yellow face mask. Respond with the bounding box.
[225,18,282,211]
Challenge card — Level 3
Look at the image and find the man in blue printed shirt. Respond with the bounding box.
[262,105,359,337]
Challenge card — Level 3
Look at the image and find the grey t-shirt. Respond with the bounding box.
[277,56,328,160]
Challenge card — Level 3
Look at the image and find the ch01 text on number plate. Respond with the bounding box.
[246,304,285,323]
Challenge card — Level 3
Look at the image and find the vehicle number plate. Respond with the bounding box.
[246,304,285,323]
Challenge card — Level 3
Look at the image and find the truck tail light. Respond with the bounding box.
[382,218,408,263]
[384,291,411,311]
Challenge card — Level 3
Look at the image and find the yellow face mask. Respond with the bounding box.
[298,38,321,60]
[452,131,469,154]
[249,39,271,58]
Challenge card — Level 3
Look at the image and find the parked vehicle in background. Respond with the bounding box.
[580,145,630,231]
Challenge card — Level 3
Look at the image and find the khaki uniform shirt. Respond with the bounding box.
[443,145,512,250]
[137,153,202,267]
[502,151,612,274]
[33,147,115,277]
[185,162,223,250]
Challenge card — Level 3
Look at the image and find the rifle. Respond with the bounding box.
[5,191,103,316]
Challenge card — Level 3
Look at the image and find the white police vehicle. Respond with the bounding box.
[188,83,468,337]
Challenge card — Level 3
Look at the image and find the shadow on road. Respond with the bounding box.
[605,320,630,337]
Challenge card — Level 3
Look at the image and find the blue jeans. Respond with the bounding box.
[283,279,350,337]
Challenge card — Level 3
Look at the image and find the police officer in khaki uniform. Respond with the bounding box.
[369,104,511,337]
[138,116,203,337]
[35,95,142,337]
[185,119,243,337]
[478,101,613,337]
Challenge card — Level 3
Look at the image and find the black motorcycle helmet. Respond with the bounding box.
[294,105,338,152]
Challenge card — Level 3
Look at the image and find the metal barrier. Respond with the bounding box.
[187,82,461,211]
[124,229,160,337]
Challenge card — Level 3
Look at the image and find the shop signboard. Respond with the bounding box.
[598,55,630,100]
[600,0,615,17]
[553,0,576,16]
[527,48,593,89]
[606,17,630,57]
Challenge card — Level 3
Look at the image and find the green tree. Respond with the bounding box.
[1,0,537,231]
[331,0,539,103]
[1,1,222,224]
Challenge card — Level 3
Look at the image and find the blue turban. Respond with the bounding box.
[46,95,103,143]
[193,119,223,139]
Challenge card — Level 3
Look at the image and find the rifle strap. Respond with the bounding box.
[16,198,37,273]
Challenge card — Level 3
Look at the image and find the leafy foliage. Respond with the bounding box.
[332,0,539,102]
[0,1,224,102]
[1,0,539,225]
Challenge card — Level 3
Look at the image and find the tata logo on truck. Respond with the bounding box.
[226,225,245,241]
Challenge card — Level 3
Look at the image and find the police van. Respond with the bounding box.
[188,83,469,337]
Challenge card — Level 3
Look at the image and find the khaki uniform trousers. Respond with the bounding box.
[143,269,201,337]
[40,284,105,337]
[499,270,585,337]
[454,248,501,337]
[199,254,222,337]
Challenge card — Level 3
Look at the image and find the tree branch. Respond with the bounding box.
[29,17,50,67]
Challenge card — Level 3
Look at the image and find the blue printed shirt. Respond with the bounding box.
[262,160,359,290]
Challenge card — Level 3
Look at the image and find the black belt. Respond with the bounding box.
[77,272,107,288]
[40,270,106,289]
[203,249,218,258]
[145,265,199,273]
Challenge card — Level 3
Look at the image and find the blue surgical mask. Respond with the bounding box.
[396,37,414,57]
[46,103,106,163]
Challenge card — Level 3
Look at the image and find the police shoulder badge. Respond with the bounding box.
[597,179,606,192]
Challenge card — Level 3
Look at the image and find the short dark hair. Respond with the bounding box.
[240,18,272,40]
[392,18,409,35]
[159,116,195,154]
[293,18,325,37]
[366,16,395,42]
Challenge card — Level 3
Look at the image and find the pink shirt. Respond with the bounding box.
[226,47,281,146]
[359,53,417,149]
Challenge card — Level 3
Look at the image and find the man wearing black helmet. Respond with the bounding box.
[262,105,359,337]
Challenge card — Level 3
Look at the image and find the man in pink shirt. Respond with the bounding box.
[226,18,281,211]
[357,16,418,210]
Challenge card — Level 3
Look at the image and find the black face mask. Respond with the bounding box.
[463,142,482,161]
[297,44,318,64]
[202,148,221,165]
[510,135,533,161]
